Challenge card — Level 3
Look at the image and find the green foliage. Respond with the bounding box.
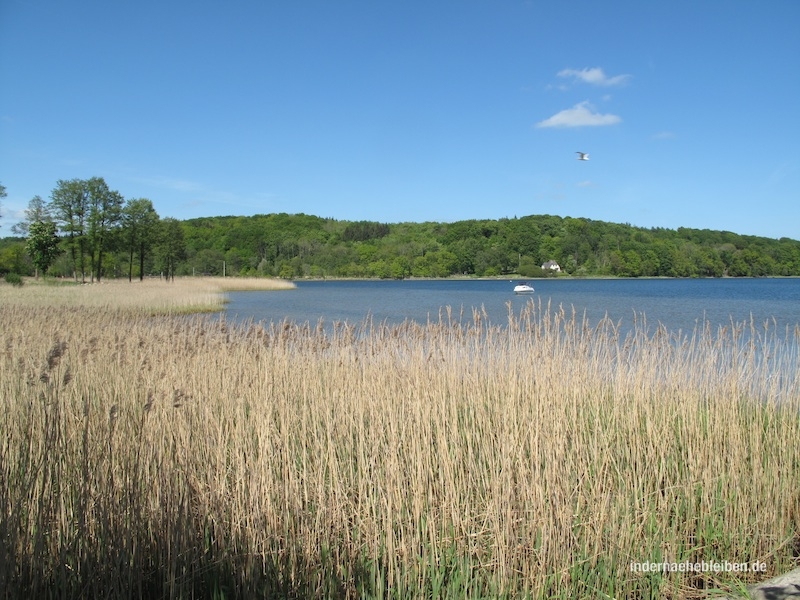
[121,198,160,281]
[4,272,23,286]
[49,178,91,281]
[156,218,187,280]
[25,221,61,278]
[172,214,800,279]
[4,179,800,280]
[0,238,30,276]
[342,220,390,242]
[85,177,124,281]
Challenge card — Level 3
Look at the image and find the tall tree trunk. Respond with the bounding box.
[139,241,145,281]
[97,249,103,282]
[95,230,103,282]
[69,236,78,283]
[78,241,86,284]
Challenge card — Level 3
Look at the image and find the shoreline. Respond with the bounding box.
[288,274,800,282]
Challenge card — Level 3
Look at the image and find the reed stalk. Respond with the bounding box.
[0,294,798,598]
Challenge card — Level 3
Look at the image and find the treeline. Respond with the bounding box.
[0,178,185,281]
[2,178,800,279]
[174,214,800,278]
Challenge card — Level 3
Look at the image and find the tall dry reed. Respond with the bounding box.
[0,276,295,314]
[0,297,798,598]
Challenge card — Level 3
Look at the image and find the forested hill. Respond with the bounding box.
[2,211,798,279]
[179,213,800,278]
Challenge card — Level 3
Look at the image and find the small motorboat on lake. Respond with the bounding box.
[514,282,535,294]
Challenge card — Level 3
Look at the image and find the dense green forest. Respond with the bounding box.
[2,178,800,279]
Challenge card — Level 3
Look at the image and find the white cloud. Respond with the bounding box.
[558,67,631,87]
[652,131,675,140]
[536,101,621,128]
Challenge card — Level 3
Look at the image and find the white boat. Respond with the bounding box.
[514,282,535,294]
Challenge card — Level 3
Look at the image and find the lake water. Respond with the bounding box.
[224,278,800,337]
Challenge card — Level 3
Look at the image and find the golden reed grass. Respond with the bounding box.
[0,285,798,598]
[0,276,296,314]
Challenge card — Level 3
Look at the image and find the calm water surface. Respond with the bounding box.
[224,278,800,336]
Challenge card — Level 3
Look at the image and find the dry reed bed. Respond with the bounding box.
[1,300,799,598]
[0,276,296,314]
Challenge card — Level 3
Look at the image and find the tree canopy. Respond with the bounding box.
[25,220,60,278]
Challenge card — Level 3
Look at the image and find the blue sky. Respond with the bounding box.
[1,1,798,239]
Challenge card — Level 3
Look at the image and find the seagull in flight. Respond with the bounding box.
[576,152,589,161]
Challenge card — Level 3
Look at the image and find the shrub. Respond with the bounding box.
[4,272,23,287]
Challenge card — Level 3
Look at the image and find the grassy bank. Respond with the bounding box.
[0,276,295,314]
[0,291,798,598]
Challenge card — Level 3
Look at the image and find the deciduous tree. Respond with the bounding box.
[156,218,186,281]
[11,195,52,236]
[25,220,61,278]
[122,198,159,281]
[86,177,123,282]
[49,179,89,282]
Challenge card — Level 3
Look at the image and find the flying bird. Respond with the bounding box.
[576,152,589,161]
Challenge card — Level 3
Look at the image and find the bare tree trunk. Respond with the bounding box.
[139,242,145,281]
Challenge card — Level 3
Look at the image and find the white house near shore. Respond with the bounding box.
[542,260,561,272]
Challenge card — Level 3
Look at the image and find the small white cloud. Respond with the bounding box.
[536,101,621,128]
[558,67,631,87]
[576,180,594,188]
[652,131,675,140]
